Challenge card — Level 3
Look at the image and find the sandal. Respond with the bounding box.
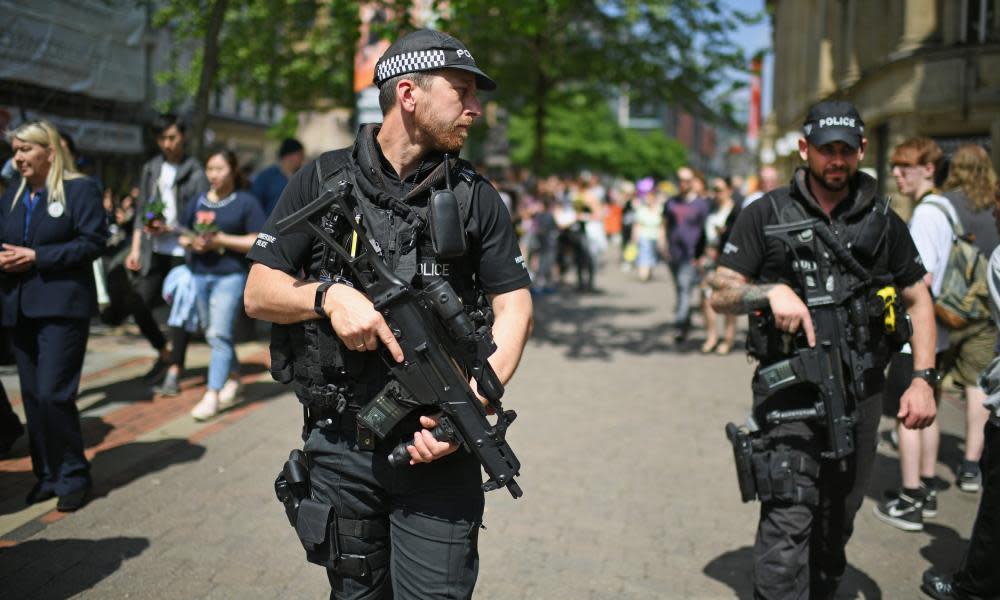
[701,339,719,354]
[716,341,733,356]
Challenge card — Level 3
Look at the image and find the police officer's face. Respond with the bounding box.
[801,139,866,192]
[414,70,481,154]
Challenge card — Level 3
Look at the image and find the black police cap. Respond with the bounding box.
[373,29,496,91]
[802,100,865,149]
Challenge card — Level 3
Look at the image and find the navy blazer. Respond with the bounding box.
[0,177,108,326]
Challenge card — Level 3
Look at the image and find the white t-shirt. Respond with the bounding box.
[907,193,958,353]
[704,204,733,248]
[151,161,185,256]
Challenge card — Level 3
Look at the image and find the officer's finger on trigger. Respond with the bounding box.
[378,321,405,363]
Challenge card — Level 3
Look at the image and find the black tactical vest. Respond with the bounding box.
[270,144,486,414]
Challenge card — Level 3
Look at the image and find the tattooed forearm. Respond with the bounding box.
[707,269,776,314]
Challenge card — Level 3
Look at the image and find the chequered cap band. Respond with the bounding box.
[376,50,448,84]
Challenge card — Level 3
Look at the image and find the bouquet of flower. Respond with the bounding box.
[194,210,219,235]
[142,197,166,227]
[193,210,225,254]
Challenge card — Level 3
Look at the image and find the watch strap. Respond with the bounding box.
[314,281,334,318]
[912,368,941,386]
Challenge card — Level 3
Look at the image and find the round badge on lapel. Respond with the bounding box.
[47,202,65,218]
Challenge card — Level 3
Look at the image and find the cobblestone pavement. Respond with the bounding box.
[0,264,982,599]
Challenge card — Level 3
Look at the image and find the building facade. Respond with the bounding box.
[1,0,281,193]
[763,0,1000,211]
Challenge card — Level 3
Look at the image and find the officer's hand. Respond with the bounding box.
[898,378,937,429]
[468,378,495,415]
[405,415,459,464]
[323,284,404,363]
[767,284,816,347]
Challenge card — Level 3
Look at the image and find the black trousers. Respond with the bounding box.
[13,316,90,495]
[952,421,1000,598]
[303,420,485,600]
[130,253,190,366]
[752,395,881,600]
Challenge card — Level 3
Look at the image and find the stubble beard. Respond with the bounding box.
[809,163,854,192]
[416,107,469,154]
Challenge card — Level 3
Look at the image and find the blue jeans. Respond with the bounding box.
[669,259,699,326]
[193,271,247,391]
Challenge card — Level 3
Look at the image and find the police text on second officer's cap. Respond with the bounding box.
[802,100,865,149]
[373,29,497,91]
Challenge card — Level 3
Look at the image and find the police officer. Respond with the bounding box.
[244,29,533,599]
[709,100,937,599]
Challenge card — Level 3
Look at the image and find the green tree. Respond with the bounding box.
[154,0,405,159]
[444,0,758,173]
[507,90,686,179]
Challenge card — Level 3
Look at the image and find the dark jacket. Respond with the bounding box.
[0,177,109,325]
[133,154,208,276]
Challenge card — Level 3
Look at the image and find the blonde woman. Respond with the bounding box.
[0,121,107,511]
[940,144,1000,493]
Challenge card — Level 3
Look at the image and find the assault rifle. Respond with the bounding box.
[751,217,877,463]
[275,179,523,498]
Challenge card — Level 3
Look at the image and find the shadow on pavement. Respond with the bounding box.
[0,438,205,517]
[920,522,969,575]
[78,361,268,415]
[530,291,675,359]
[703,545,883,599]
[865,431,965,505]
[0,536,149,599]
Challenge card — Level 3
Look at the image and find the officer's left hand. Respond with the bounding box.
[0,244,36,272]
[405,415,460,465]
[898,379,936,429]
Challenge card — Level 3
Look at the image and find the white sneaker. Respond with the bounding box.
[191,391,221,421]
[218,378,243,410]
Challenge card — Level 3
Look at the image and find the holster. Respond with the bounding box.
[274,449,390,578]
[750,449,820,507]
[725,423,757,503]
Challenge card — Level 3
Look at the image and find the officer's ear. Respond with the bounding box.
[798,138,809,161]
[397,79,420,115]
[857,137,868,161]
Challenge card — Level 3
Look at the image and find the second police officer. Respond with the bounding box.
[243,30,533,599]
[710,100,937,599]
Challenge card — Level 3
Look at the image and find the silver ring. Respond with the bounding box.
[355,343,365,349]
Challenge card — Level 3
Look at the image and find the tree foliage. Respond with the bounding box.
[443,0,758,172]
[507,90,686,179]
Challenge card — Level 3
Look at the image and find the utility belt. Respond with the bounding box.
[724,423,821,507]
[274,449,389,578]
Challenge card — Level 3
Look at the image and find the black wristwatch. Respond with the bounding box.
[912,368,941,386]
[314,281,334,318]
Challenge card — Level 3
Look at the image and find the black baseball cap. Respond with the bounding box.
[374,29,496,91]
[802,100,865,148]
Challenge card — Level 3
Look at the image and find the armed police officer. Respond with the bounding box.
[243,29,533,599]
[710,100,937,600]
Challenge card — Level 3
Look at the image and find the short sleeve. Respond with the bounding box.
[246,160,320,274]
[471,183,531,294]
[908,201,954,294]
[717,198,769,279]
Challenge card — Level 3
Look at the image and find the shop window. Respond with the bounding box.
[962,0,999,43]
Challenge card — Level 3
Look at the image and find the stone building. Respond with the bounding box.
[762,0,1000,210]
